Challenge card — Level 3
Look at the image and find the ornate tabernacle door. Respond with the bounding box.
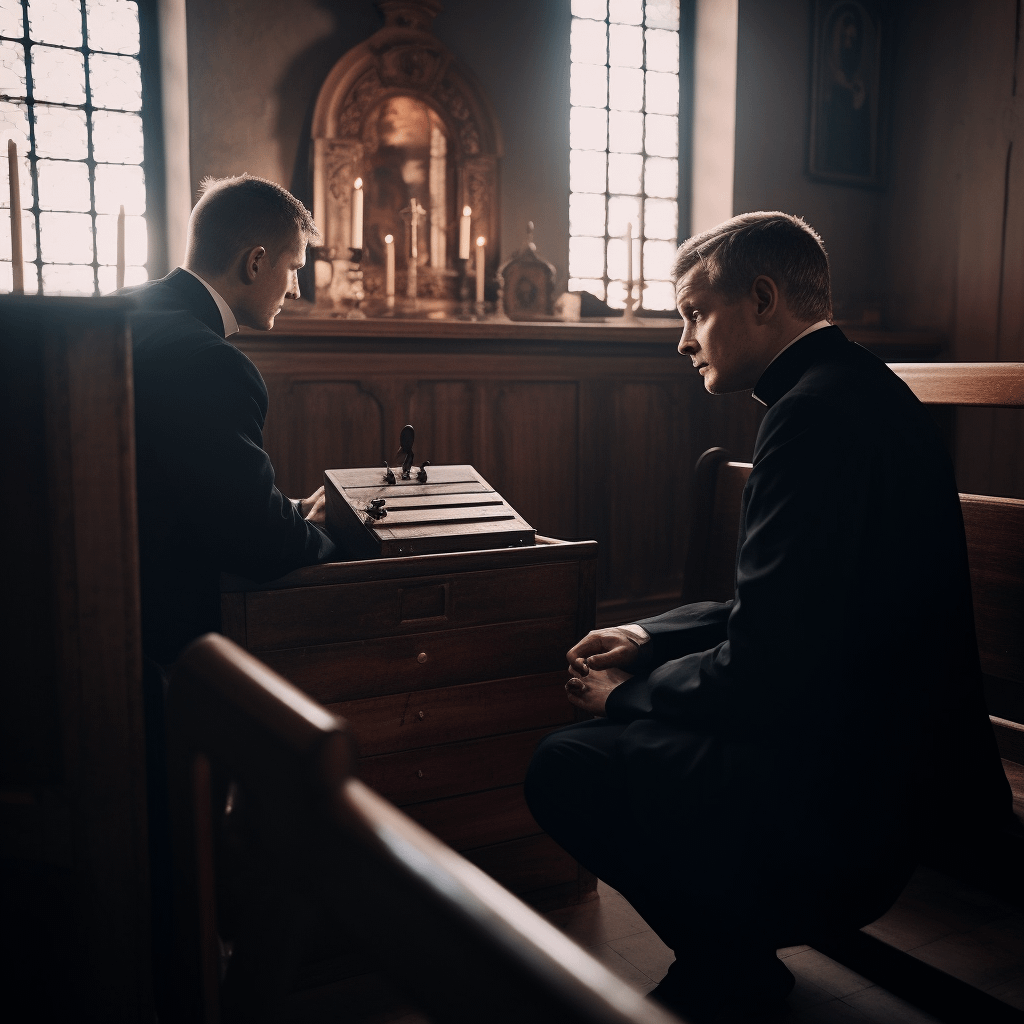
[311,0,502,313]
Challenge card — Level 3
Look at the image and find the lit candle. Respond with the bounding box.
[351,177,363,249]
[475,236,485,304]
[625,221,633,294]
[459,205,472,260]
[8,139,24,294]
[116,204,125,290]
[384,233,395,303]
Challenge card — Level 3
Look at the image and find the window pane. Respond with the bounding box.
[0,209,38,259]
[608,152,642,193]
[645,71,678,114]
[643,239,676,280]
[569,192,605,236]
[571,0,606,18]
[645,113,677,157]
[0,97,30,153]
[31,44,86,103]
[644,156,677,197]
[607,280,632,308]
[609,23,642,68]
[568,277,606,301]
[33,102,88,158]
[643,280,676,310]
[91,108,144,162]
[570,105,607,150]
[570,149,606,193]
[607,236,631,279]
[645,28,678,72]
[89,52,142,110]
[86,0,140,55]
[1,39,26,97]
[94,161,145,213]
[40,210,93,262]
[98,261,145,292]
[569,235,605,278]
[28,0,82,47]
[570,62,607,108]
[571,18,607,66]
[609,109,642,153]
[37,158,91,210]
[609,0,642,24]
[42,262,94,294]
[96,209,144,263]
[644,197,677,239]
[645,0,680,31]
[0,0,25,37]
[609,66,644,110]
[607,194,640,236]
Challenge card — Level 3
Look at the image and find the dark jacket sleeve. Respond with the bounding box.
[606,392,843,735]
[635,601,732,666]
[169,342,335,580]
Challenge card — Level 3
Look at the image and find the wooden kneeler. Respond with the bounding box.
[165,634,682,1024]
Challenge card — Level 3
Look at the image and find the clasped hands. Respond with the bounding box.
[298,486,327,525]
[564,627,641,717]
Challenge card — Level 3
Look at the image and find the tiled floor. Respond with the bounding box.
[539,867,1024,1022]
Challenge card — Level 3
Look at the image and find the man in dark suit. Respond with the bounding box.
[525,212,1010,1021]
[129,174,336,666]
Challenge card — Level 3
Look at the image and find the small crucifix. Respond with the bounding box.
[401,198,427,300]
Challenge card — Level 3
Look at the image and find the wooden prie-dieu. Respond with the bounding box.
[222,448,597,906]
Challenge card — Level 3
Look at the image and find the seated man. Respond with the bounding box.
[525,212,1010,1021]
[129,174,336,666]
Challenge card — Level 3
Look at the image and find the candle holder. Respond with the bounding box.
[622,281,637,321]
[343,247,366,319]
[458,258,472,318]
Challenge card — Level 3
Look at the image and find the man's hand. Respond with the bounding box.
[564,666,632,717]
[299,486,327,525]
[567,627,644,676]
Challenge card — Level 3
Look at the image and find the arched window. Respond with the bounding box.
[1,0,151,295]
[569,0,680,311]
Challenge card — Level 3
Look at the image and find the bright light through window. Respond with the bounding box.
[1,0,149,295]
[569,0,679,311]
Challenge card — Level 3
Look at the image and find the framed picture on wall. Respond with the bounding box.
[808,0,886,187]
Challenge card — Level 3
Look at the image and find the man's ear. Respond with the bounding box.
[242,245,267,283]
[751,275,779,320]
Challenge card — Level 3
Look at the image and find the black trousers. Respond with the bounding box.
[525,718,913,984]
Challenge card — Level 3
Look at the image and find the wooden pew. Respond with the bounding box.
[165,633,682,1024]
[681,361,1024,1021]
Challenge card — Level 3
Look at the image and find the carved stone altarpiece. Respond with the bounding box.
[311,0,503,313]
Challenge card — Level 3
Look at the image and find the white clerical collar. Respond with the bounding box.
[751,320,832,406]
[180,267,239,337]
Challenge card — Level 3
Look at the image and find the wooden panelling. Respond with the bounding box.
[330,671,573,757]
[243,562,578,651]
[401,785,540,852]
[464,833,580,895]
[357,726,555,806]
[407,380,475,464]
[258,616,577,703]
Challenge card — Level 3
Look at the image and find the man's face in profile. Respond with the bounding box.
[241,229,307,331]
[675,265,764,394]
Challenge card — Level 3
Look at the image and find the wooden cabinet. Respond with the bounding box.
[222,538,597,907]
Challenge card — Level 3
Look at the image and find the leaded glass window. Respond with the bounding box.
[1,0,148,295]
[569,0,680,311]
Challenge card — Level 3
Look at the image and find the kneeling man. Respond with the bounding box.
[525,212,1009,1020]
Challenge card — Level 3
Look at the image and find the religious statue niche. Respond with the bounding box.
[310,0,502,316]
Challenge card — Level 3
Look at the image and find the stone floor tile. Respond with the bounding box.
[841,985,943,1024]
[606,928,675,982]
[785,948,874,999]
[544,891,650,947]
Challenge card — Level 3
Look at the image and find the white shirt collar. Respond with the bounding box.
[180,267,239,337]
[752,320,832,406]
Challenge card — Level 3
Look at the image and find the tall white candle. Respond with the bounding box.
[625,221,633,293]
[8,139,24,294]
[384,233,395,301]
[116,205,125,290]
[475,236,485,304]
[351,177,363,249]
[459,205,472,260]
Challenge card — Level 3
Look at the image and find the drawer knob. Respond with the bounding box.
[418,711,425,720]
[417,652,428,664]
[417,769,424,778]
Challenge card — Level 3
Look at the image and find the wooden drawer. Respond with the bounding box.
[329,672,573,756]
[464,834,579,896]
[243,562,579,651]
[402,785,540,852]
[258,616,576,704]
[357,727,554,806]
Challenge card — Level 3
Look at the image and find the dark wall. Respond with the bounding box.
[185,0,571,284]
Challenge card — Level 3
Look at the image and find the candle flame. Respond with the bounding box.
[384,233,393,244]
[354,177,363,189]
[463,206,472,217]
[476,236,485,246]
